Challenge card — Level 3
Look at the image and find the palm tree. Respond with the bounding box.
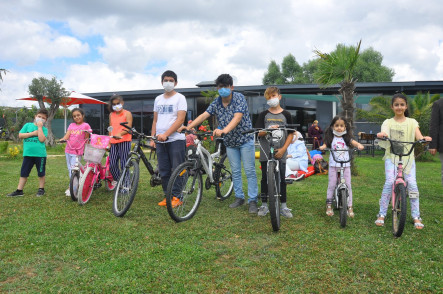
[314,40,362,130]
[0,68,6,81]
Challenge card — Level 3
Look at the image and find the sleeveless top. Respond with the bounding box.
[110,110,132,144]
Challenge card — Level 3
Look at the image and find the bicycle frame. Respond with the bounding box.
[192,134,223,183]
[327,148,354,208]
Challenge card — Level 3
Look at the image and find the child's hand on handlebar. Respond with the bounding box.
[377,132,388,139]
[177,126,188,133]
[274,148,284,159]
[213,129,224,137]
[157,134,168,142]
[423,136,432,142]
[357,143,364,151]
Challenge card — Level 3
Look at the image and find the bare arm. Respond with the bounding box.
[351,139,364,150]
[180,112,211,132]
[60,130,72,141]
[275,132,294,159]
[163,110,186,138]
[415,126,432,142]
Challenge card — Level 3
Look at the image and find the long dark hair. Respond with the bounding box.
[71,108,85,121]
[323,115,353,148]
[391,93,409,117]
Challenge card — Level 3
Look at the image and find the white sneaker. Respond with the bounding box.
[280,207,293,218]
[65,189,70,196]
[258,205,269,216]
[112,181,117,187]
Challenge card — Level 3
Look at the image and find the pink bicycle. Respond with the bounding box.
[379,137,427,237]
[77,133,117,205]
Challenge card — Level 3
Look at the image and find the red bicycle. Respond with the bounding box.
[77,133,118,205]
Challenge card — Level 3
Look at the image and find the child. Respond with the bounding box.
[108,94,133,186]
[7,109,49,197]
[59,108,92,196]
[285,131,309,181]
[319,116,364,217]
[151,70,187,207]
[255,86,295,218]
[180,74,258,213]
[375,93,432,229]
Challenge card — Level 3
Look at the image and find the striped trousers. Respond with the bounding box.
[109,141,132,182]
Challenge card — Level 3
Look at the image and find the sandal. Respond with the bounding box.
[326,204,334,216]
[375,215,385,227]
[413,217,424,230]
[347,207,355,218]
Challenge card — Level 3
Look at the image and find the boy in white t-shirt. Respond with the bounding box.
[151,70,187,207]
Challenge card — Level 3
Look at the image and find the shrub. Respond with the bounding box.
[0,141,8,153]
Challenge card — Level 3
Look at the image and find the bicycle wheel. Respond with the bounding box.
[78,166,95,205]
[214,154,234,201]
[166,161,203,222]
[339,188,348,228]
[392,184,407,237]
[267,161,280,232]
[69,170,80,202]
[113,158,140,217]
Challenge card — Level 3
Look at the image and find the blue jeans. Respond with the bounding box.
[226,139,258,203]
[156,140,186,194]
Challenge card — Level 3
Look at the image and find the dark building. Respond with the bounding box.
[82,81,443,136]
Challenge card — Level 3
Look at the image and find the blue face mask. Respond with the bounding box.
[218,87,231,98]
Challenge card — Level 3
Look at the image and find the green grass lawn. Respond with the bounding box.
[0,153,442,293]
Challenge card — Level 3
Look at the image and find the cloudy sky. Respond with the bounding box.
[1,0,442,107]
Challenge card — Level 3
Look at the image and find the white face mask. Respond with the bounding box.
[112,104,123,112]
[35,117,46,124]
[163,81,175,92]
[333,130,347,137]
[267,97,280,108]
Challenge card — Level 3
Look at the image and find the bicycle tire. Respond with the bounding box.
[69,170,80,202]
[113,158,140,217]
[214,154,233,201]
[78,166,95,205]
[392,184,407,237]
[166,161,202,222]
[267,161,280,232]
[339,188,348,228]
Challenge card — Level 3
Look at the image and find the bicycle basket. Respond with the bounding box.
[83,144,106,163]
[391,141,406,155]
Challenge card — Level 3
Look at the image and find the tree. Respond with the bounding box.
[0,106,38,142]
[314,40,362,129]
[28,77,70,146]
[353,47,394,82]
[281,54,304,84]
[0,68,7,91]
[262,60,285,85]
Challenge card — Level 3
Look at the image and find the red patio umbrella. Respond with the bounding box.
[17,92,107,132]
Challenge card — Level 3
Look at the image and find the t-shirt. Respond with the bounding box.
[255,109,293,163]
[206,92,254,148]
[328,136,350,167]
[110,110,132,144]
[65,122,92,155]
[19,122,48,157]
[379,117,419,174]
[154,92,187,143]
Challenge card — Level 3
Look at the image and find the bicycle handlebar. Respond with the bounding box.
[242,126,297,135]
[321,148,356,163]
[378,137,427,157]
[120,122,160,143]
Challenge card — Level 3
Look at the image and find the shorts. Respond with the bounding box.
[20,156,47,177]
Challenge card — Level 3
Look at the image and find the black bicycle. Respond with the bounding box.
[0,126,9,140]
[113,122,161,217]
[243,125,297,232]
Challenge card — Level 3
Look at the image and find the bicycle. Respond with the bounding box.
[243,126,297,232]
[58,132,90,202]
[113,122,162,217]
[323,148,355,228]
[165,130,233,222]
[378,137,427,237]
[77,130,118,205]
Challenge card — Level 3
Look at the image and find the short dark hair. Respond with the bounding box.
[161,70,177,83]
[37,109,49,119]
[108,94,123,112]
[215,74,233,87]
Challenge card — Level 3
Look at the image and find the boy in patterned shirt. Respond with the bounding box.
[181,74,259,214]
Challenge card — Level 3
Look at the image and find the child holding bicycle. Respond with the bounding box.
[59,108,92,196]
[151,70,187,207]
[375,93,432,229]
[255,86,295,218]
[319,116,364,218]
[7,109,49,197]
[109,94,133,186]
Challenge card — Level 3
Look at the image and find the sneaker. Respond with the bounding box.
[171,197,183,208]
[326,204,334,216]
[286,172,305,181]
[280,207,293,218]
[65,189,70,197]
[111,181,117,187]
[249,201,258,214]
[7,190,24,197]
[229,198,245,208]
[158,198,167,206]
[258,205,269,216]
[36,188,45,197]
[347,207,355,218]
